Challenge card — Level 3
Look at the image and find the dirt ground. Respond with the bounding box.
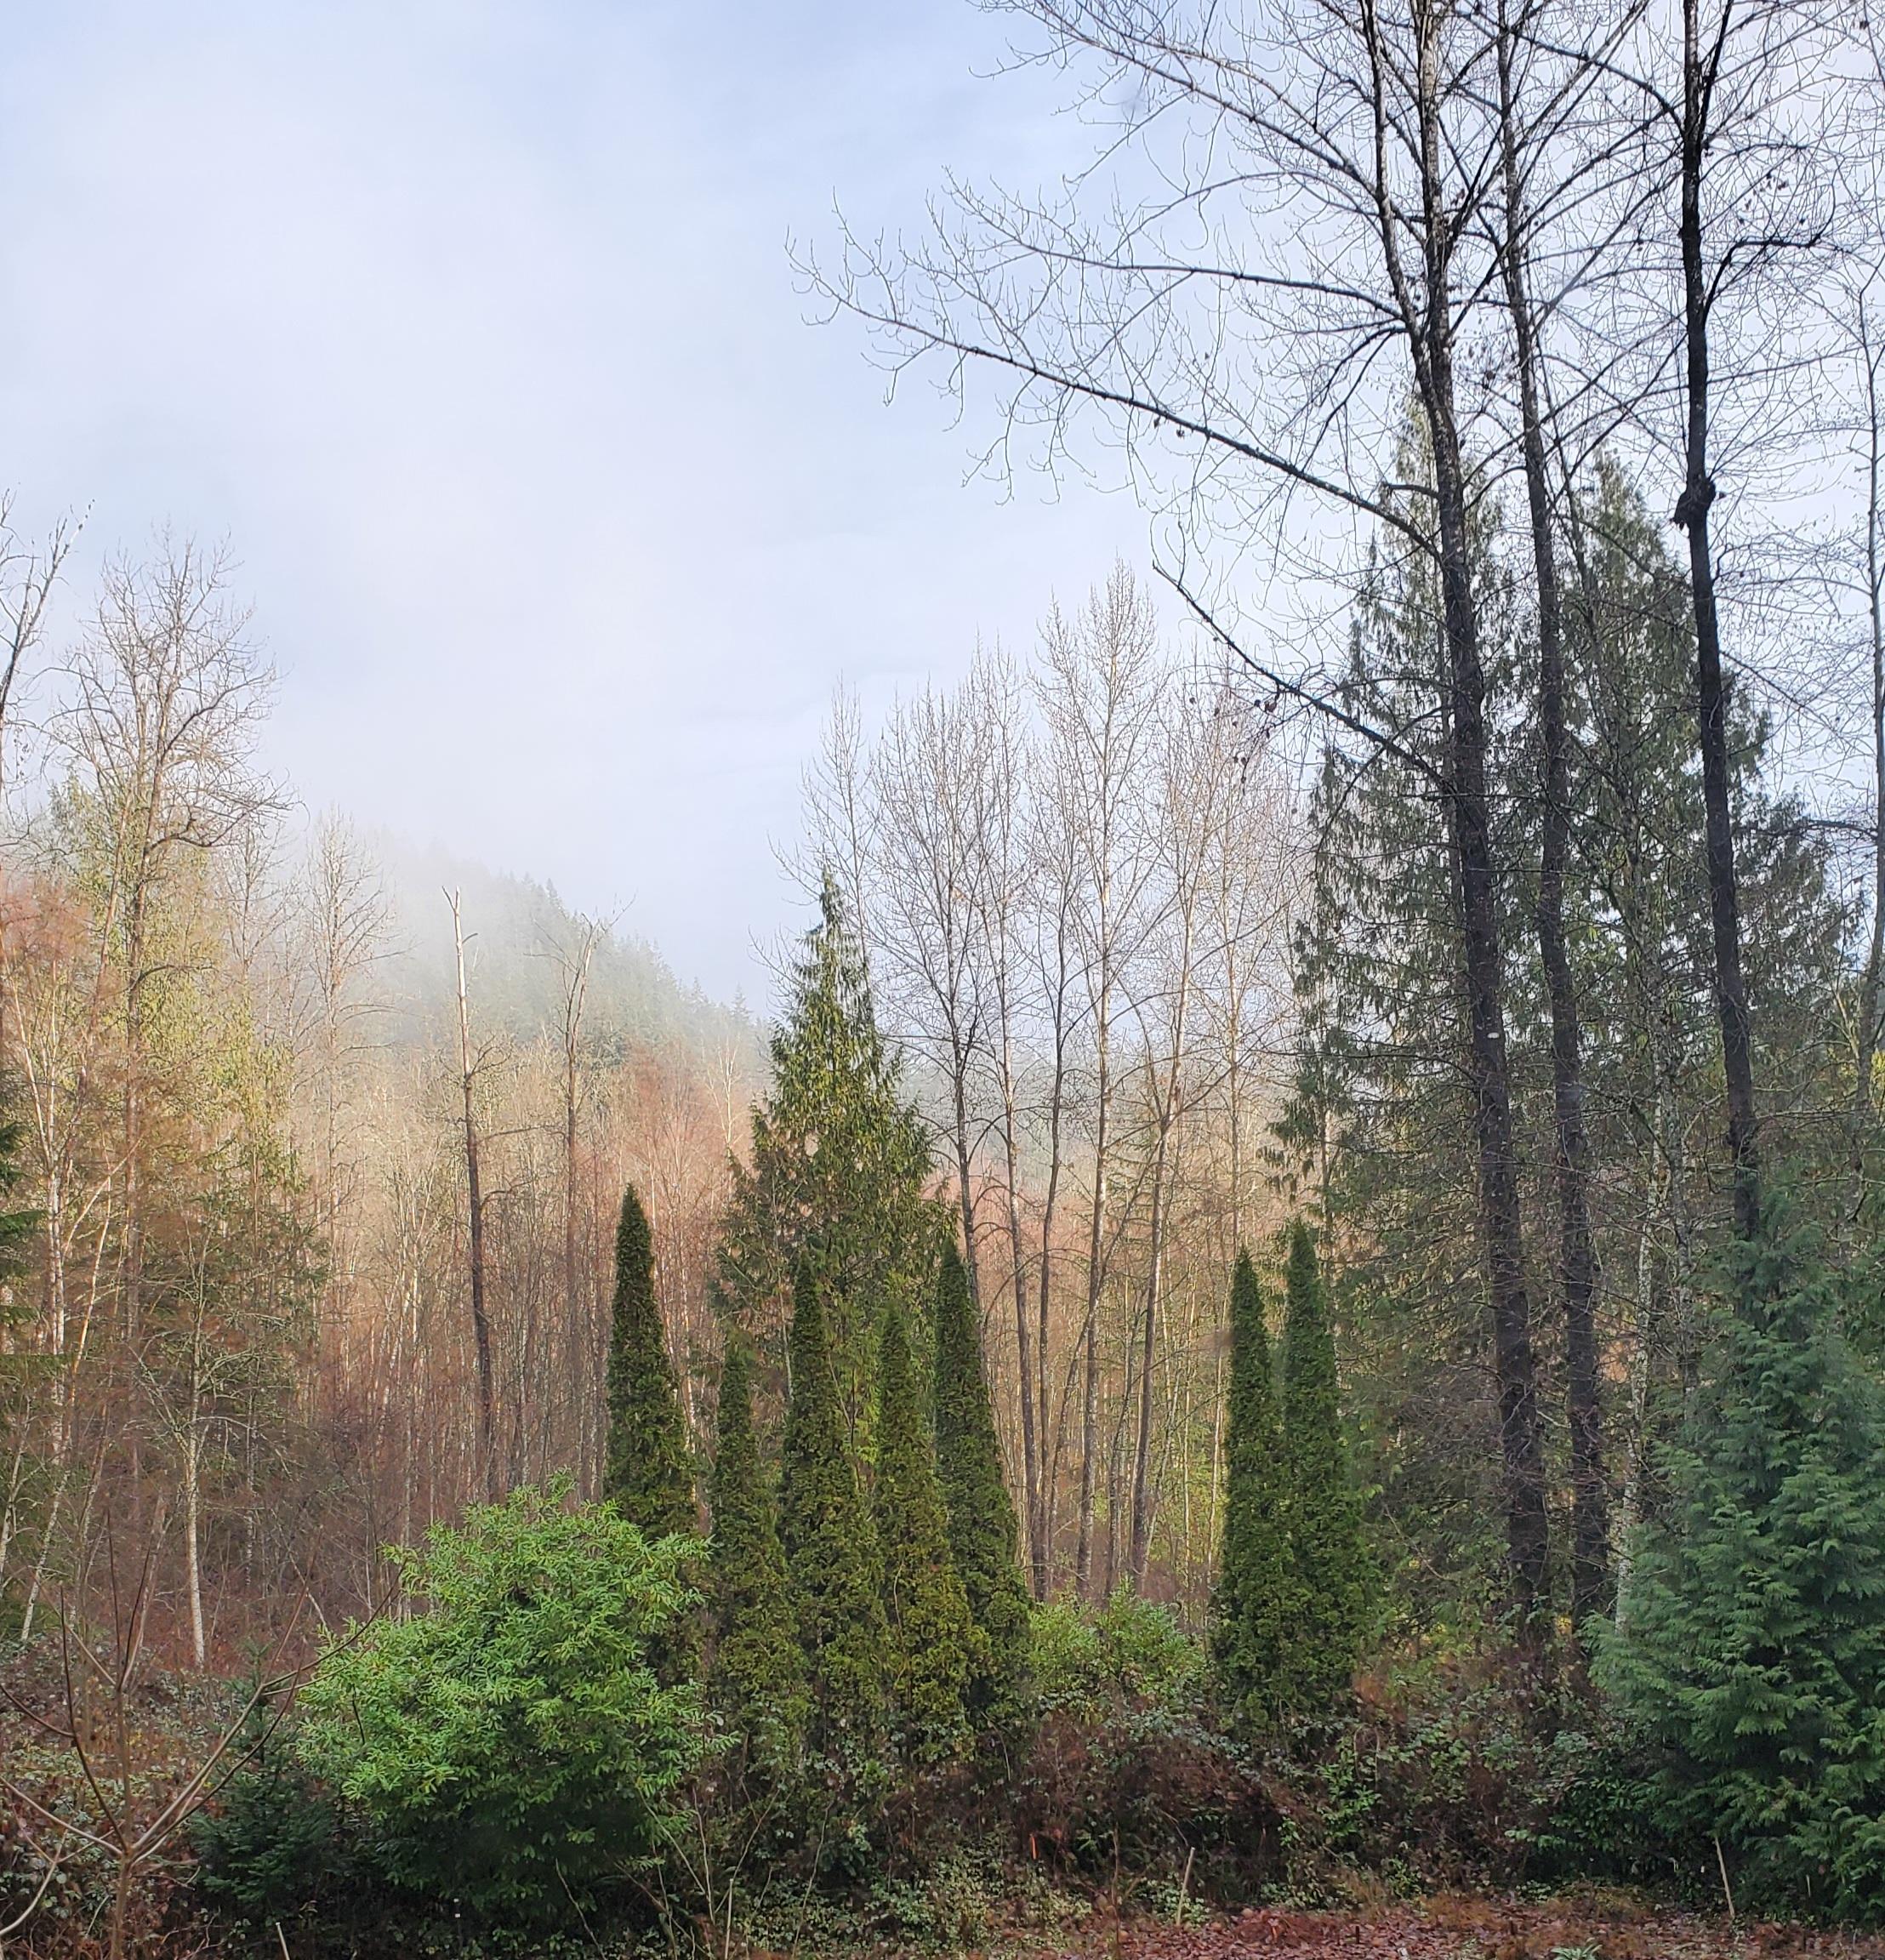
[1091,1895,1885,1960]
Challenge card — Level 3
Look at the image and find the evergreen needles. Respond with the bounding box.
[1210,1249,1293,1723]
[873,1301,975,1761]
[602,1185,694,1538]
[706,1336,806,1788]
[932,1240,1031,1718]
[1211,1227,1375,1724]
[1600,1205,1885,1916]
[778,1261,888,1779]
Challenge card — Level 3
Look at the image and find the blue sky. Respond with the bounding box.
[0,1,1155,1002]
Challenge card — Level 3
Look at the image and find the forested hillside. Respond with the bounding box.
[0,560,760,1660]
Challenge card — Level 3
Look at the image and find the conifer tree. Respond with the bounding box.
[932,1241,1030,1718]
[602,1185,694,1538]
[874,1299,976,1760]
[1282,1222,1374,1708]
[715,876,942,1449]
[1599,1209,1885,1917]
[707,1336,806,1786]
[778,1261,887,1775]
[1210,1249,1296,1724]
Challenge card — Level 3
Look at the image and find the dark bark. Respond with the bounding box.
[1402,9,1551,1614]
[1854,316,1884,1162]
[453,897,497,1498]
[1494,11,1608,1628]
[1675,0,1761,1239]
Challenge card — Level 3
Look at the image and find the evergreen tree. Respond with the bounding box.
[715,876,942,1450]
[707,1336,807,1787]
[931,1241,1029,1718]
[874,1299,976,1761]
[603,1186,694,1537]
[778,1261,887,1777]
[1210,1249,1296,1724]
[1599,1207,1885,1917]
[1282,1222,1374,1708]
[1279,459,1855,1627]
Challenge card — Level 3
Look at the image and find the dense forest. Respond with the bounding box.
[7,0,1885,1953]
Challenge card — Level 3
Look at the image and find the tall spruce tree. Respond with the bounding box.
[715,875,942,1450]
[1282,1222,1374,1708]
[931,1241,1029,1718]
[778,1261,887,1776]
[602,1185,694,1537]
[1599,1208,1885,1917]
[874,1302,976,1761]
[1211,1249,1296,1724]
[1279,461,1854,1628]
[707,1336,806,1786]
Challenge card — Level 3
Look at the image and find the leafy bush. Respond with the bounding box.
[1019,1594,1279,1900]
[295,1484,703,1914]
[1030,1591,1204,1721]
[1307,1650,1675,1896]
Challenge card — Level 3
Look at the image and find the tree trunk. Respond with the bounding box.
[1854,311,1885,1162]
[1494,28,1607,1627]
[452,895,497,1498]
[185,1422,205,1669]
[1129,937,1193,1590]
[1677,0,1761,1239]
[1409,13,1550,1616]
[1075,1004,1110,1600]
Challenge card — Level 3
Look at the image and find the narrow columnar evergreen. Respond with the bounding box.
[1210,1249,1296,1724]
[931,1240,1030,1717]
[602,1186,694,1537]
[874,1301,976,1760]
[1281,1222,1374,1708]
[778,1262,887,1772]
[707,1337,806,1786]
[1599,1209,1885,1917]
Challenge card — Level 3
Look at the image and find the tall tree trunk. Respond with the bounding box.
[1002,1091,1044,1594]
[1129,939,1193,1590]
[184,1416,205,1670]
[1494,24,1607,1628]
[1408,13,1550,1615]
[1034,991,1070,1593]
[1075,1001,1110,1600]
[451,894,497,1498]
[1854,307,1885,1162]
[951,1058,979,1305]
[1676,0,1761,1239]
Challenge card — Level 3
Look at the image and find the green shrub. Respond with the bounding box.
[296,1484,703,1914]
[1311,1650,1673,1894]
[1597,1206,1885,1922]
[1030,1592,1203,1721]
[192,1704,345,1926]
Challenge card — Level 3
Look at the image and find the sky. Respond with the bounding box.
[0,0,1158,1006]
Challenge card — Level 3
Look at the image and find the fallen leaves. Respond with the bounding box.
[1078,1894,1885,1960]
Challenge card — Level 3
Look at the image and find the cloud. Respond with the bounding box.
[0,0,1154,1001]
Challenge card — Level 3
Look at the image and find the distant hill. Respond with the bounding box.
[367,836,765,1074]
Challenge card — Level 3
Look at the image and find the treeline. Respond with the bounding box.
[815,0,1885,1639]
[798,574,1299,1608]
[140,904,1370,1957]
[0,534,760,1657]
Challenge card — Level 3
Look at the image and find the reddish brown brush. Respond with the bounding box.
[1094,1895,1885,1960]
